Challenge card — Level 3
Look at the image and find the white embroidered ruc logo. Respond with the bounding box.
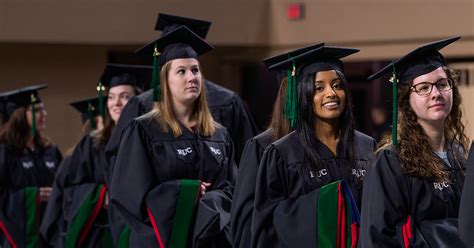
[177,147,193,156]
[45,161,55,169]
[22,161,34,169]
[433,181,450,191]
[310,169,328,178]
[352,169,366,178]
[209,147,221,155]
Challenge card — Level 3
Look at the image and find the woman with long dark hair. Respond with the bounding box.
[251,46,376,247]
[0,84,62,247]
[40,64,149,247]
[360,36,470,247]
[109,26,236,247]
[230,42,324,248]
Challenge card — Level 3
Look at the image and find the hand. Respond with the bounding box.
[39,187,52,202]
[200,182,211,196]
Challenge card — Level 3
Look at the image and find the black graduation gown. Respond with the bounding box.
[360,144,467,248]
[230,128,274,248]
[251,131,375,248]
[40,135,114,247]
[0,143,62,248]
[105,80,258,183]
[459,141,474,247]
[109,114,237,247]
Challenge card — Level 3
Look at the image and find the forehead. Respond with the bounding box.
[314,70,339,82]
[170,58,200,68]
[412,67,447,84]
[108,85,135,94]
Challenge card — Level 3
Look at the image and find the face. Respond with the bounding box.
[167,58,202,106]
[26,102,47,131]
[312,70,347,121]
[107,85,136,122]
[409,67,453,127]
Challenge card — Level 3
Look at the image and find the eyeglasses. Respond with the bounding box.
[410,78,453,96]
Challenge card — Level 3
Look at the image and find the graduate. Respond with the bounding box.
[40,64,150,247]
[0,84,63,247]
[70,97,104,135]
[230,42,324,248]
[457,140,473,247]
[105,14,258,177]
[251,46,376,248]
[360,36,470,247]
[109,25,237,247]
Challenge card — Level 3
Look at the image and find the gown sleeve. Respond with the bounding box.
[0,145,42,248]
[109,120,156,243]
[192,130,237,248]
[230,137,263,248]
[359,148,410,248]
[40,136,109,247]
[251,145,320,248]
[459,141,474,247]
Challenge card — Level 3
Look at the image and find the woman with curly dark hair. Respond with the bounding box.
[360,36,470,247]
[251,46,376,247]
[0,84,62,247]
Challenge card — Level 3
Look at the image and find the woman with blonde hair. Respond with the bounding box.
[360,36,470,247]
[110,26,236,247]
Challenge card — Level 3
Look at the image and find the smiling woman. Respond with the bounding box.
[39,64,150,247]
[251,46,376,248]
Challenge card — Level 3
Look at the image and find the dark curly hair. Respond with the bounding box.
[392,67,469,181]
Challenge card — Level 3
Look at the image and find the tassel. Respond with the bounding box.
[284,60,298,128]
[390,63,398,146]
[151,43,162,102]
[30,94,37,137]
[97,82,106,121]
[88,102,96,130]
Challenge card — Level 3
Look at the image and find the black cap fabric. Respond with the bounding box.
[0,84,47,123]
[155,13,211,39]
[70,97,100,123]
[263,43,325,83]
[135,26,213,67]
[368,36,460,82]
[100,64,152,90]
[269,46,359,81]
[262,43,325,69]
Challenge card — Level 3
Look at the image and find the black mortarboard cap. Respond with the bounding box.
[135,25,213,67]
[269,46,359,81]
[263,43,325,69]
[0,84,47,123]
[263,43,325,83]
[70,97,101,124]
[155,13,211,39]
[368,36,460,83]
[100,64,152,90]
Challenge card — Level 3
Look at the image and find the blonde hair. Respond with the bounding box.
[150,60,217,137]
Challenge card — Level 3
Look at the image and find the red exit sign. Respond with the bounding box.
[287,3,305,20]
